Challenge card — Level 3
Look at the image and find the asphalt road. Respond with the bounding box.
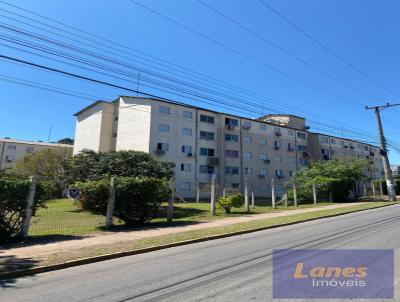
[1,204,399,302]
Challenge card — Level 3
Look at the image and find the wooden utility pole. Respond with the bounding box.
[366,103,399,201]
[105,177,117,228]
[293,183,298,207]
[21,176,37,238]
[312,180,317,205]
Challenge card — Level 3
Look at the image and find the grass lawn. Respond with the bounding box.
[27,197,385,238]
[34,201,398,268]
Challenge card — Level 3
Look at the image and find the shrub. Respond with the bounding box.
[76,177,171,225]
[0,175,49,241]
[217,194,244,214]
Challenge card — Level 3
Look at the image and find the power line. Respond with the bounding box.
[258,0,400,99]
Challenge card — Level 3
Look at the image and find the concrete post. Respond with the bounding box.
[312,180,317,205]
[222,188,226,198]
[271,178,276,209]
[167,178,175,222]
[284,193,288,207]
[244,178,249,212]
[293,183,298,207]
[196,185,200,203]
[105,177,117,228]
[379,181,384,196]
[329,189,333,203]
[363,182,367,196]
[372,181,376,196]
[21,176,37,238]
[251,191,255,209]
[210,176,216,215]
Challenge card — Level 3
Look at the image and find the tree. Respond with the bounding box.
[66,150,175,183]
[287,158,367,202]
[57,138,74,145]
[12,148,72,195]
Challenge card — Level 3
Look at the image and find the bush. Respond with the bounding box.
[217,194,244,214]
[76,177,171,225]
[0,175,49,241]
[374,178,400,195]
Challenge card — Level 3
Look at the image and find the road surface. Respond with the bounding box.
[1,204,399,302]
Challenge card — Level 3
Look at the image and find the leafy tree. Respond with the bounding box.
[66,150,175,183]
[12,148,72,195]
[217,194,244,214]
[57,138,74,145]
[287,158,367,202]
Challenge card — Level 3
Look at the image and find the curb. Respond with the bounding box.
[1,202,397,279]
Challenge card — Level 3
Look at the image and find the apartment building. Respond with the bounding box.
[0,138,73,170]
[73,96,384,198]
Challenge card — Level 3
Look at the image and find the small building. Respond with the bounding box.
[0,138,73,170]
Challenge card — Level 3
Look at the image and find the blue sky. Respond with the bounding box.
[1,0,400,163]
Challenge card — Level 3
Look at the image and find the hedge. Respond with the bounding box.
[76,177,171,226]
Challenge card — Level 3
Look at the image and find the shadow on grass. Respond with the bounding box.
[0,234,86,250]
[0,254,39,288]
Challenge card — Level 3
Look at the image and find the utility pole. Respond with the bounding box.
[366,103,399,201]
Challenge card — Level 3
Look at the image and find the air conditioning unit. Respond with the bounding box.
[258,174,266,179]
[242,125,251,130]
[303,152,309,157]
[343,145,348,149]
[264,159,270,164]
[225,124,236,130]
[187,153,193,157]
[350,146,355,150]
[155,149,165,155]
[323,155,330,160]
[275,132,282,137]
[276,175,284,179]
[274,145,280,150]
[370,152,375,156]
[288,147,294,152]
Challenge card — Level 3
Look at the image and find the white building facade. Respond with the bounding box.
[73,96,385,198]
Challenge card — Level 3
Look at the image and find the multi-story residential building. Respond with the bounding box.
[308,133,385,179]
[0,138,73,170]
[73,96,384,198]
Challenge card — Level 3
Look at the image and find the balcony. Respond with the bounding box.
[225,124,236,130]
[207,157,219,166]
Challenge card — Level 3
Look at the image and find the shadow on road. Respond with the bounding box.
[0,253,38,288]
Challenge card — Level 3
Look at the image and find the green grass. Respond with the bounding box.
[35,201,397,268]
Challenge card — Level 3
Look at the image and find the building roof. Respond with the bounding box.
[259,114,305,120]
[73,100,111,116]
[0,138,73,148]
[309,131,380,148]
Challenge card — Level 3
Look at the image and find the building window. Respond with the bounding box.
[364,145,369,151]
[244,167,252,175]
[259,168,268,176]
[7,144,16,150]
[182,128,192,136]
[199,131,215,140]
[226,166,239,175]
[225,134,239,142]
[157,142,169,151]
[274,141,281,149]
[298,145,307,152]
[200,165,215,174]
[231,183,240,189]
[225,117,239,127]
[26,146,34,153]
[288,157,295,164]
[275,169,283,177]
[200,148,215,157]
[159,124,170,133]
[112,133,118,138]
[259,138,267,145]
[179,182,191,191]
[287,129,294,136]
[274,155,282,162]
[244,152,252,159]
[297,132,307,140]
[260,124,267,131]
[299,158,309,166]
[289,170,294,177]
[259,153,267,160]
[320,136,329,143]
[180,163,192,172]
[182,110,192,119]
[274,127,281,135]
[182,145,192,154]
[331,138,336,144]
[159,105,170,114]
[288,143,295,151]
[243,136,252,144]
[225,149,239,158]
[242,121,252,129]
[200,114,215,124]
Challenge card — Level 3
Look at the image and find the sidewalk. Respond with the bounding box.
[1,203,363,260]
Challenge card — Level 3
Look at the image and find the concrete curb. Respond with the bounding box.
[1,202,397,279]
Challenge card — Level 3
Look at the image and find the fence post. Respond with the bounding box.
[379,181,384,196]
[167,178,175,222]
[244,178,249,212]
[105,177,116,228]
[371,181,376,196]
[21,176,37,238]
[271,178,276,209]
[284,193,288,207]
[312,180,317,205]
[329,189,333,202]
[210,176,216,215]
[251,191,255,209]
[196,184,200,203]
[222,188,226,198]
[293,183,298,207]
[363,182,367,196]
